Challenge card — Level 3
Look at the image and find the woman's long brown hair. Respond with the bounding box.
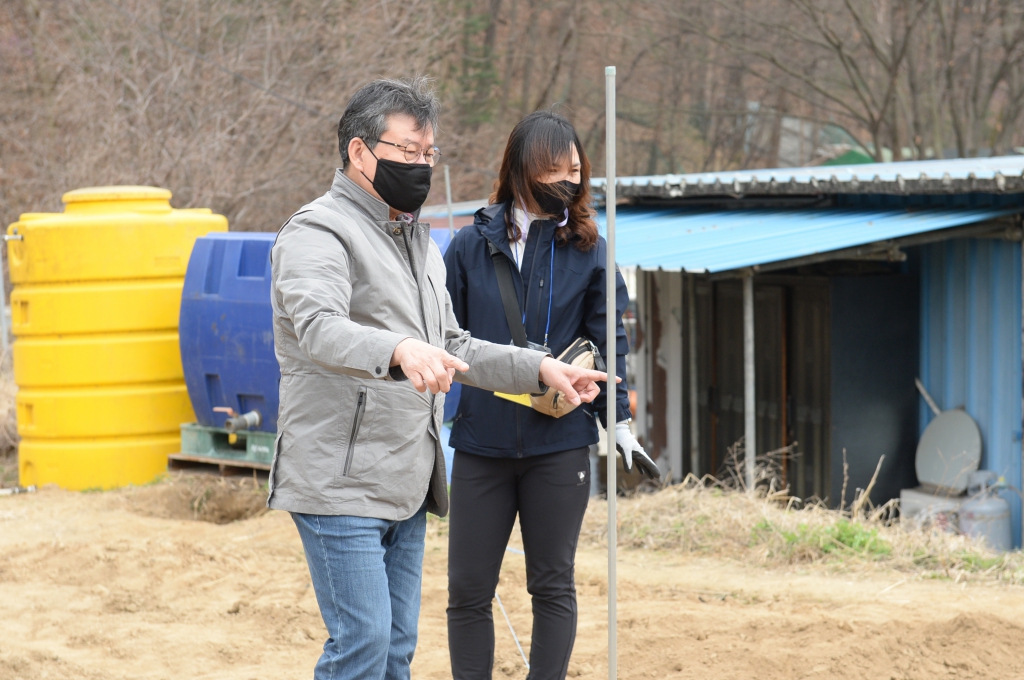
[489,111,599,251]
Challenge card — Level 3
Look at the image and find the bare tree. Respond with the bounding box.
[935,0,1024,157]
[0,0,457,231]
[5,0,1024,238]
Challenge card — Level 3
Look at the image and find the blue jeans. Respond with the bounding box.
[292,506,428,680]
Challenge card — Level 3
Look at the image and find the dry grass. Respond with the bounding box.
[121,472,269,525]
[433,442,1024,584]
[580,476,1024,584]
[0,453,15,489]
[0,362,18,489]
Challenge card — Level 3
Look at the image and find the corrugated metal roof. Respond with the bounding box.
[592,155,1024,199]
[598,206,1019,273]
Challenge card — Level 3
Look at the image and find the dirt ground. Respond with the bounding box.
[2,480,1023,680]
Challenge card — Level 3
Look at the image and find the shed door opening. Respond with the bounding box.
[640,272,833,502]
[707,278,830,500]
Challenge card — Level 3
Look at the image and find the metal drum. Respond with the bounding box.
[959,471,1013,552]
[178,227,462,434]
[179,232,280,432]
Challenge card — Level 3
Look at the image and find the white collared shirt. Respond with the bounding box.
[510,205,539,270]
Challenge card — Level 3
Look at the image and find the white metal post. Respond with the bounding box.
[443,164,455,242]
[634,272,649,449]
[666,274,684,483]
[743,273,756,492]
[688,274,699,478]
[604,64,618,680]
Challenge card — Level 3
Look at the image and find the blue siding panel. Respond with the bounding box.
[920,239,1022,547]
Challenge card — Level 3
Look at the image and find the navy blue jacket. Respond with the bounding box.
[444,201,631,458]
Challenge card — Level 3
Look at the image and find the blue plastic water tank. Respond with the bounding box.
[179,227,462,434]
[180,233,279,432]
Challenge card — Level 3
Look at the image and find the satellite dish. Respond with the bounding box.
[915,409,982,494]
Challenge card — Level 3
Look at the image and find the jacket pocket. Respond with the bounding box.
[342,386,368,477]
[427,273,445,343]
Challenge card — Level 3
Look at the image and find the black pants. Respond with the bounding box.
[447,447,592,680]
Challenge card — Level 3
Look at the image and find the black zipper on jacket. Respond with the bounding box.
[521,220,545,336]
[428,274,444,340]
[399,223,419,281]
[401,223,441,416]
[343,386,367,476]
[514,217,537,460]
[493,214,555,346]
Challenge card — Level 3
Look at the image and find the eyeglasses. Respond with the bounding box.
[376,139,442,167]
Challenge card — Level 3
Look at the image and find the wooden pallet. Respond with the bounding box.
[168,453,271,474]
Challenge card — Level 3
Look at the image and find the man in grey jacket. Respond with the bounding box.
[269,77,610,680]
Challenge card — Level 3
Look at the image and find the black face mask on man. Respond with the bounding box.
[531,180,580,218]
[361,144,433,214]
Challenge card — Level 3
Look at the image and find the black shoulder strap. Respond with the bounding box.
[487,240,529,349]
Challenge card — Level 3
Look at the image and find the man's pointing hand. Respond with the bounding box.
[391,338,469,394]
[538,356,619,406]
[390,341,619,401]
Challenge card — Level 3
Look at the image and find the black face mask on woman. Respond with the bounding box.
[531,180,580,217]
[361,146,433,214]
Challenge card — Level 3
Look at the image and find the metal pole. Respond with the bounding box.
[495,591,529,670]
[604,64,618,680]
[668,276,683,483]
[688,274,699,478]
[443,164,455,242]
[743,273,756,492]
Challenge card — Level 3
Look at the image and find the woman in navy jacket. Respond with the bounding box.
[444,111,659,680]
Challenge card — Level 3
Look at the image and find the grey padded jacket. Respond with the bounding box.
[268,170,546,520]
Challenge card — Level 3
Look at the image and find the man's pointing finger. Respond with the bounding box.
[442,354,470,373]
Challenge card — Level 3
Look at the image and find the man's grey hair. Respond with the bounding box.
[337,77,440,168]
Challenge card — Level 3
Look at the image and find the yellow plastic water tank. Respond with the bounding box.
[8,186,227,490]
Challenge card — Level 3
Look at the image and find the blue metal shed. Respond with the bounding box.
[599,156,1024,547]
[920,239,1023,543]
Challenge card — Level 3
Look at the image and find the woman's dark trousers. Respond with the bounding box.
[447,447,592,680]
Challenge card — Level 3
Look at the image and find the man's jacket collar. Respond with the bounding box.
[329,168,392,224]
